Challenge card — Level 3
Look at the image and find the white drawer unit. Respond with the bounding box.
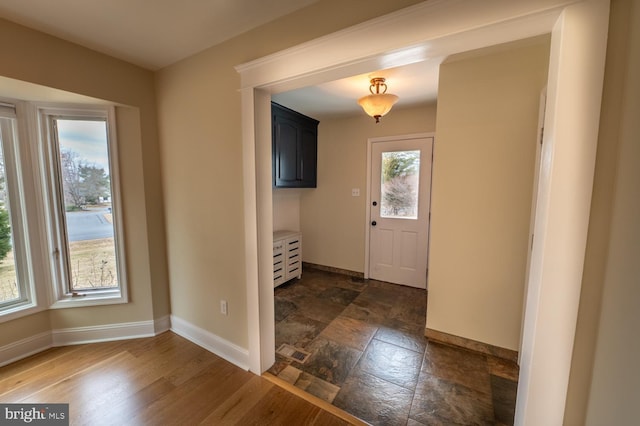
[273,239,285,287]
[273,230,302,287]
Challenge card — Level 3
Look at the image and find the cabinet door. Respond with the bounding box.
[273,116,300,187]
[299,126,317,187]
[272,102,318,188]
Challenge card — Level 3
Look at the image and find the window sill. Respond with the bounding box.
[0,291,127,323]
[0,301,46,324]
[49,290,128,309]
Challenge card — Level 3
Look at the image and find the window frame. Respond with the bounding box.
[0,100,128,322]
[37,105,128,308]
[0,104,39,319]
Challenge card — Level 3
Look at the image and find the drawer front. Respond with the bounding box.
[273,268,285,287]
[286,238,300,251]
[286,255,301,276]
[273,240,285,287]
[285,235,302,279]
[274,257,285,277]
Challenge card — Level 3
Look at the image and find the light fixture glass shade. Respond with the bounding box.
[358,93,399,120]
[357,77,399,123]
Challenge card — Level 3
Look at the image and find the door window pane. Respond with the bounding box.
[380,150,420,219]
[55,119,117,290]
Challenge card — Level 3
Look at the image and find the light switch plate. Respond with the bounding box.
[352,188,360,197]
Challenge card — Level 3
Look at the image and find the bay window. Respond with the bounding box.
[0,101,127,320]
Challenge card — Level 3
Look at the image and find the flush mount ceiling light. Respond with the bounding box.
[357,77,399,123]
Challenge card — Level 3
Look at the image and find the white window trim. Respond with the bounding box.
[0,99,129,322]
[0,115,30,309]
[36,104,128,308]
[0,98,50,323]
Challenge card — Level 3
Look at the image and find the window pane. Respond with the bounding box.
[0,123,20,303]
[55,119,118,290]
[380,150,420,219]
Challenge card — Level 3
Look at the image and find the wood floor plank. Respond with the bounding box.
[0,341,129,400]
[127,335,218,387]
[235,386,327,425]
[16,352,142,402]
[0,332,358,425]
[78,378,176,426]
[162,348,220,387]
[60,353,169,425]
[0,346,76,380]
[200,375,275,424]
[132,361,254,424]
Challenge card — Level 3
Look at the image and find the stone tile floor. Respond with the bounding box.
[269,267,519,425]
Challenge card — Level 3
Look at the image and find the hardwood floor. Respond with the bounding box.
[0,332,360,425]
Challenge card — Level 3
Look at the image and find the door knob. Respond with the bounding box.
[371,221,377,226]
[372,201,378,206]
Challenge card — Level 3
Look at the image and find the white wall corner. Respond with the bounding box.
[0,332,52,368]
[51,320,156,346]
[154,315,171,335]
[170,315,250,371]
[515,0,611,424]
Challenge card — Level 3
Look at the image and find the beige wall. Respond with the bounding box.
[565,0,640,423]
[0,18,169,344]
[297,105,437,273]
[584,1,639,420]
[273,190,302,232]
[0,0,635,420]
[426,39,550,351]
[155,0,425,348]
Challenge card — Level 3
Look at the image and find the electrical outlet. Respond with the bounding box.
[352,188,360,197]
[220,300,228,315]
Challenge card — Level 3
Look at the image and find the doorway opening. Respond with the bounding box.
[238,2,609,423]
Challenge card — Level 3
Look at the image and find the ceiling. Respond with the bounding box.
[0,0,320,70]
[272,58,443,120]
[0,0,440,116]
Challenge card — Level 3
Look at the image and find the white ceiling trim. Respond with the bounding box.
[235,0,576,93]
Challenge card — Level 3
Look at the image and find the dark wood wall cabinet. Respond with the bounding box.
[272,102,319,188]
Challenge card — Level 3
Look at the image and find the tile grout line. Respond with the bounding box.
[275,269,516,425]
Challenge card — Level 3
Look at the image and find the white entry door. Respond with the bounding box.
[368,135,433,288]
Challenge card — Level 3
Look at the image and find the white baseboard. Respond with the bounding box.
[52,320,157,346]
[154,315,171,334]
[0,332,52,368]
[0,316,172,367]
[170,315,250,371]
